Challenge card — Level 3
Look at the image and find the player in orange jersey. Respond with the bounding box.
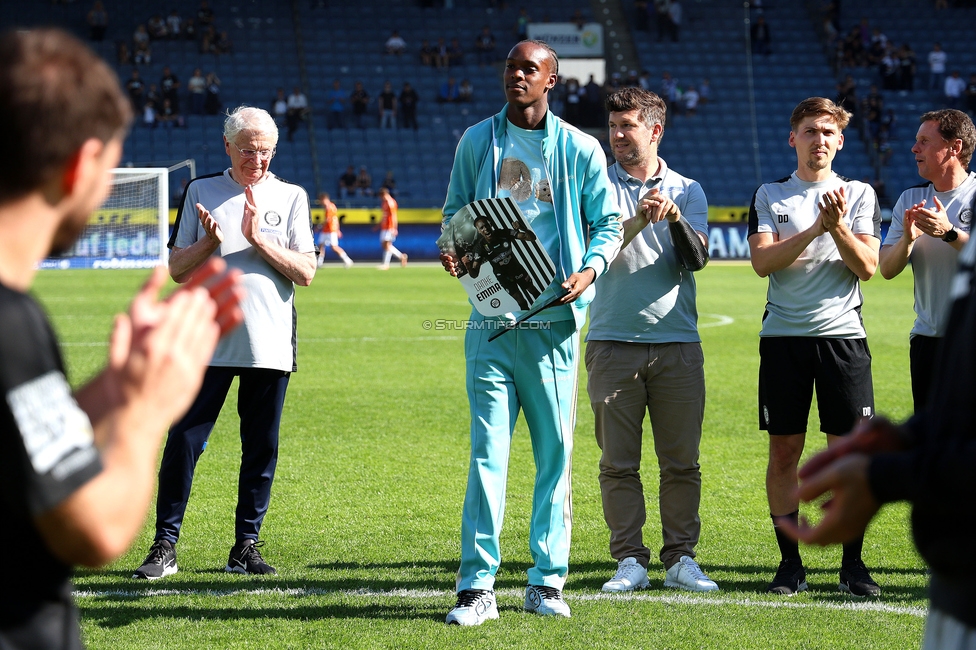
[317,192,353,268]
[376,187,407,269]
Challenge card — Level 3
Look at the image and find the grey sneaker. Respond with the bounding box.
[664,556,719,592]
[445,589,499,626]
[132,539,178,580]
[524,585,571,618]
[602,557,650,592]
[225,539,276,575]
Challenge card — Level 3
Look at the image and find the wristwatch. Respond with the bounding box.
[943,227,958,243]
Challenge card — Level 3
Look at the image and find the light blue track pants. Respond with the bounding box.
[457,319,578,592]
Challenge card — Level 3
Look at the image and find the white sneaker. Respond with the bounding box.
[602,557,650,592]
[524,585,571,618]
[343,259,354,268]
[446,589,498,626]
[664,556,719,592]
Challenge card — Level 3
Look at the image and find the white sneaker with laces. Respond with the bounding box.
[602,557,650,592]
[664,555,719,592]
[445,589,498,626]
[523,585,571,618]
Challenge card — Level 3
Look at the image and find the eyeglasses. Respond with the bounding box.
[232,143,276,160]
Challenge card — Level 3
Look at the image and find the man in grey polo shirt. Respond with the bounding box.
[587,87,716,594]
[133,106,317,580]
[879,109,975,413]
[748,97,882,597]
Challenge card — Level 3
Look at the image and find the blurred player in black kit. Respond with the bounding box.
[461,215,538,309]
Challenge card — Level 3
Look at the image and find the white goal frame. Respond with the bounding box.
[40,167,169,270]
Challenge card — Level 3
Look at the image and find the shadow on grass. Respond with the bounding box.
[77,559,929,628]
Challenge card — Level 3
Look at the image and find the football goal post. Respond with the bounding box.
[41,167,169,269]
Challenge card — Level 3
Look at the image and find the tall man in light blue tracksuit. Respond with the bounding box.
[439,40,622,626]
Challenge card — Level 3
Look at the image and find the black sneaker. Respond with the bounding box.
[225,539,277,575]
[840,559,881,597]
[132,539,178,580]
[767,559,807,595]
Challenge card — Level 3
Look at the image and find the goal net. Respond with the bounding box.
[41,167,169,269]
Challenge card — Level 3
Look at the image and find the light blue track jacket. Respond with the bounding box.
[442,104,623,329]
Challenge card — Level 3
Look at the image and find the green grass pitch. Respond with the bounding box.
[33,262,926,649]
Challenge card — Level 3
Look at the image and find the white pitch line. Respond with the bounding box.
[699,313,735,328]
[72,586,925,617]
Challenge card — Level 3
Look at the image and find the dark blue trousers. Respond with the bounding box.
[154,366,290,544]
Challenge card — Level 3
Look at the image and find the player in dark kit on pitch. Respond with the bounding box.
[461,215,538,309]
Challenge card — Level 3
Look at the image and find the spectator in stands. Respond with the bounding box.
[683,85,699,115]
[966,73,976,118]
[351,81,370,129]
[399,82,419,130]
[419,39,435,67]
[513,7,531,39]
[549,76,566,117]
[158,98,184,129]
[634,0,649,30]
[698,78,711,104]
[381,171,397,199]
[271,88,287,126]
[928,42,947,92]
[112,39,126,63]
[660,71,678,115]
[143,100,158,129]
[147,14,168,40]
[898,43,916,93]
[183,18,196,42]
[197,0,215,28]
[327,79,349,130]
[213,30,232,55]
[438,77,460,103]
[945,70,966,110]
[378,81,397,130]
[570,8,587,29]
[880,45,901,91]
[385,30,406,56]
[145,83,162,112]
[475,25,496,67]
[654,0,671,41]
[126,69,145,111]
[867,28,887,67]
[133,28,152,64]
[434,37,450,69]
[842,26,866,68]
[355,166,374,197]
[448,38,465,67]
[204,72,222,115]
[338,166,357,200]
[459,79,473,103]
[160,66,180,114]
[751,14,772,56]
[87,1,108,41]
[666,0,682,41]
[564,77,582,125]
[583,74,603,127]
[200,24,217,54]
[188,68,206,116]
[166,9,183,39]
[836,74,858,118]
[286,86,309,141]
[639,70,652,90]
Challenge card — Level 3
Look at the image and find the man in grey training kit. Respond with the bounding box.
[586,87,717,594]
[748,97,882,597]
[879,109,975,412]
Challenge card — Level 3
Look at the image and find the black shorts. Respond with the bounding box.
[909,334,941,414]
[758,337,874,436]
